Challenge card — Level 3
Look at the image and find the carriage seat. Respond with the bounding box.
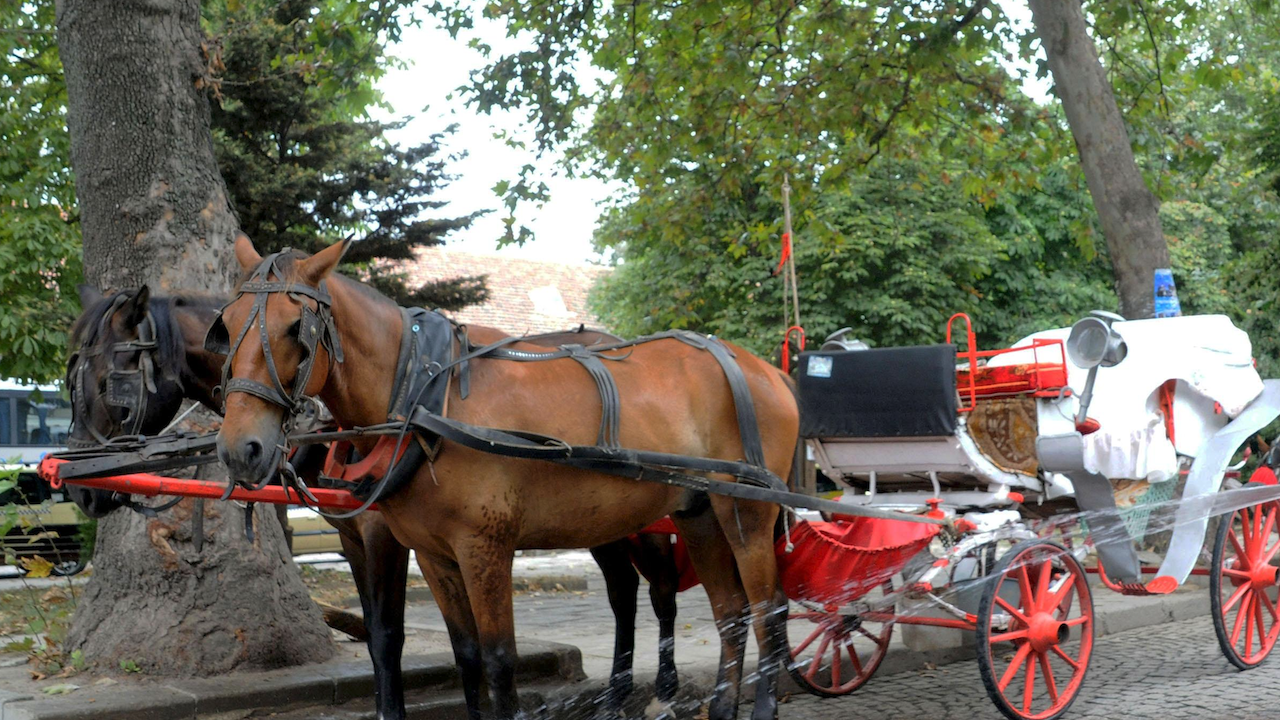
[798,345,958,439]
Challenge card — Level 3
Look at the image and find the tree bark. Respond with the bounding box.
[57,0,237,295]
[1027,0,1170,319]
[56,0,333,674]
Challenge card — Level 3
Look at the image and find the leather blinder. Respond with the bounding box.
[105,370,142,411]
[204,314,230,355]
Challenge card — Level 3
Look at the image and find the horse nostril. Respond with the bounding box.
[243,439,264,464]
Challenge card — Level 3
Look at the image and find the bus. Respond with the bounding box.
[0,380,87,575]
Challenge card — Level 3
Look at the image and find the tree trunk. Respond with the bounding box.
[57,0,237,296]
[1027,0,1170,319]
[56,0,334,674]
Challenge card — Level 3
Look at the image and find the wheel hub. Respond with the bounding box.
[1250,563,1278,589]
[1026,612,1069,653]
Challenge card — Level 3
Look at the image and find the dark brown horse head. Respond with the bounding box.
[214,235,348,486]
[65,285,192,515]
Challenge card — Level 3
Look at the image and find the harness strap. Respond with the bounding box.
[564,344,622,448]
[447,328,767,468]
[670,332,767,468]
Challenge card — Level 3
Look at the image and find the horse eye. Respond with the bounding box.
[287,320,301,339]
[97,378,107,393]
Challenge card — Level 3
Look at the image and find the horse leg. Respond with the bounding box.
[362,521,411,720]
[335,524,408,720]
[647,538,680,703]
[709,498,785,720]
[418,552,486,720]
[590,540,640,716]
[673,508,750,720]
[458,545,523,720]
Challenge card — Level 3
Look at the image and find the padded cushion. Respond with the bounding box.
[798,345,958,439]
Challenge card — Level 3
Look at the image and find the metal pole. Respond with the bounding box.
[782,174,801,329]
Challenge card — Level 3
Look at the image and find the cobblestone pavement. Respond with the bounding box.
[778,614,1276,720]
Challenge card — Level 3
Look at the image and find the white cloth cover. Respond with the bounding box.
[1080,414,1180,483]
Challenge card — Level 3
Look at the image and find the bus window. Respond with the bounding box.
[16,392,71,446]
[0,399,9,446]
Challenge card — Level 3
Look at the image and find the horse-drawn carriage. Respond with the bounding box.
[774,310,1280,720]
[38,249,1280,720]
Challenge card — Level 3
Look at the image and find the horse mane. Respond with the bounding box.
[70,291,223,382]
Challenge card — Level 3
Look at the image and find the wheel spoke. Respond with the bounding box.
[1039,650,1059,705]
[1259,588,1279,622]
[805,633,831,680]
[1232,592,1253,647]
[1052,645,1081,672]
[1017,562,1035,610]
[1035,558,1052,612]
[991,629,1030,644]
[791,622,824,657]
[1263,538,1280,566]
[855,624,886,646]
[847,641,864,676]
[1239,593,1256,653]
[1224,568,1253,581]
[1261,507,1277,553]
[1231,529,1249,567]
[1022,652,1036,715]
[999,643,1033,692]
[996,595,1031,625]
[831,635,842,686]
[1255,507,1266,555]
[1046,571,1076,615]
[1255,592,1269,658]
[1225,582,1251,614]
[1062,615,1089,628]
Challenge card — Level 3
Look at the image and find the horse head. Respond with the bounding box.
[214,236,349,487]
[65,285,190,514]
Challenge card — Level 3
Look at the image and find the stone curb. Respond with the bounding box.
[0,640,582,720]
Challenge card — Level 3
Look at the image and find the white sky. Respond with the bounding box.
[375,1,1048,267]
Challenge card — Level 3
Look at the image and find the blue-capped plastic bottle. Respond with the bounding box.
[1153,268,1182,318]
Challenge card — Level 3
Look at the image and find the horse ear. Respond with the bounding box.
[298,238,351,286]
[119,285,150,328]
[234,233,262,271]
[77,284,104,309]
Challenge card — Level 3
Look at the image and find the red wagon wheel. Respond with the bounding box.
[784,582,893,697]
[1211,499,1280,669]
[976,540,1093,720]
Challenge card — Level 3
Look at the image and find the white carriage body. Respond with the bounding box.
[805,313,1280,590]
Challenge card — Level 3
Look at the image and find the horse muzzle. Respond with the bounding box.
[216,429,285,489]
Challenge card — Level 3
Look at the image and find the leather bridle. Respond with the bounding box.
[67,292,161,446]
[204,250,344,440]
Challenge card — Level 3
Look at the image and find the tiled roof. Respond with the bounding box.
[400,247,613,335]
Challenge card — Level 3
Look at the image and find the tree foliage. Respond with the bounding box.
[207,0,487,308]
[446,0,1280,369]
[0,0,484,382]
[0,2,81,382]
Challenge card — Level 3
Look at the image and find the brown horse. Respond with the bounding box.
[68,284,689,718]
[214,237,798,720]
[66,286,412,719]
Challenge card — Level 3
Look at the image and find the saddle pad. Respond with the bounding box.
[797,345,958,439]
[388,307,456,421]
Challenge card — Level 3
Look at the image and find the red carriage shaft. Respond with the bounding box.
[37,456,374,511]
